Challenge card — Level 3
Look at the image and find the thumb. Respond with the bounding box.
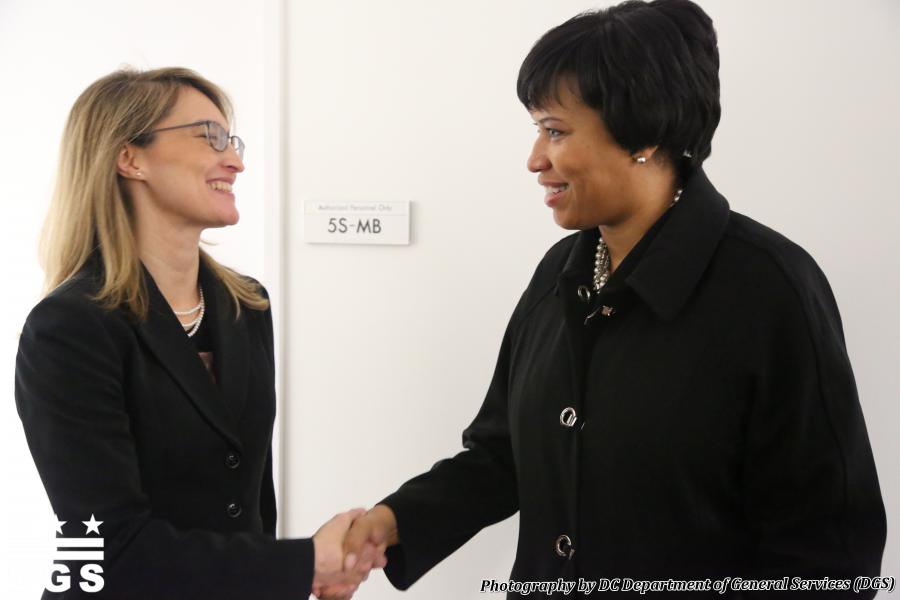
[346,507,367,522]
[332,507,366,534]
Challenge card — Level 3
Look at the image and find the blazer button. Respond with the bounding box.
[555,534,575,559]
[225,451,241,469]
[226,502,243,518]
[559,407,577,428]
[576,285,592,303]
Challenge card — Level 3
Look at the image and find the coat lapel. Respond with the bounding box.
[198,261,250,424]
[134,263,244,452]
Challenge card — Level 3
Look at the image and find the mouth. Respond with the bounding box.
[208,180,234,194]
[543,183,569,207]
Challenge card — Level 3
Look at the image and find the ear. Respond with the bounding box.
[116,144,144,180]
[640,144,661,162]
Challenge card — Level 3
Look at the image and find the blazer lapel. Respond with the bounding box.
[135,264,244,452]
[198,261,250,424]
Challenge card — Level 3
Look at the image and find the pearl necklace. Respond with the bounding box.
[177,286,205,338]
[593,189,683,292]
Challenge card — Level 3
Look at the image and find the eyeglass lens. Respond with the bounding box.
[206,121,244,159]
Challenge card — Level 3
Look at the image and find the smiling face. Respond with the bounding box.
[527,81,644,230]
[127,86,244,229]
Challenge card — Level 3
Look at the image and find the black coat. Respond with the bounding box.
[15,258,312,599]
[381,169,886,598]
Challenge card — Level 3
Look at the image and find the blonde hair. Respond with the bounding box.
[40,67,268,320]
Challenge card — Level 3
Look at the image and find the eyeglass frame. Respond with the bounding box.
[132,120,245,159]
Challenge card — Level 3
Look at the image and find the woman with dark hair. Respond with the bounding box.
[336,0,886,597]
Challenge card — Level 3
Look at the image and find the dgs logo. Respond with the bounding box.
[46,514,105,593]
[47,564,104,594]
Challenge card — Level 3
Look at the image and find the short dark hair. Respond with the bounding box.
[517,0,720,181]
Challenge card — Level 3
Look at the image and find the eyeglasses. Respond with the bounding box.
[136,120,245,159]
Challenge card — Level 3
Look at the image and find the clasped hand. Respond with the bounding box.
[311,505,397,600]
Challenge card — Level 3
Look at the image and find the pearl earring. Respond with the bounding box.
[136,171,143,177]
[634,156,647,164]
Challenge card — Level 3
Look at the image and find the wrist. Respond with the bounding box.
[370,504,399,546]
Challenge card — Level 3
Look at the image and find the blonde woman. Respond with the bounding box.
[15,68,382,599]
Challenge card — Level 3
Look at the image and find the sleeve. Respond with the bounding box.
[258,285,279,538]
[379,318,520,590]
[261,445,278,538]
[741,259,886,596]
[14,293,313,600]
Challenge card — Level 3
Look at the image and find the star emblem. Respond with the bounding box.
[55,515,66,535]
[83,514,103,535]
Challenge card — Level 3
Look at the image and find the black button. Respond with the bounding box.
[226,502,242,518]
[225,451,241,469]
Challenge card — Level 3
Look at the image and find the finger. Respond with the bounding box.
[374,551,388,569]
[346,507,366,521]
[358,542,376,572]
[334,508,366,531]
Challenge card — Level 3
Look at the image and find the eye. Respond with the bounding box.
[534,124,564,139]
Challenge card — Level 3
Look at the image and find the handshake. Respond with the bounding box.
[311,504,399,600]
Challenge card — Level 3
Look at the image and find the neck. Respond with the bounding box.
[599,175,679,273]
[134,212,203,312]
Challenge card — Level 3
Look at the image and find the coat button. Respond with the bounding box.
[559,407,577,428]
[226,502,243,518]
[576,285,591,303]
[225,451,241,469]
[555,534,574,559]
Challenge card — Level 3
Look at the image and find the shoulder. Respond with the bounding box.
[215,263,270,305]
[726,212,820,270]
[26,273,125,335]
[202,260,271,322]
[241,274,270,301]
[716,211,844,344]
[17,284,130,381]
[238,274,272,323]
[720,211,834,299]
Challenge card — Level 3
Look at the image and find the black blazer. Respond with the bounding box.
[380,169,886,598]
[15,257,312,599]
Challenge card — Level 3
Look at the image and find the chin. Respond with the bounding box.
[216,208,241,227]
[552,210,584,231]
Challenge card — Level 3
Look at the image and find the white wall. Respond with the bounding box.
[284,1,899,599]
[0,0,282,595]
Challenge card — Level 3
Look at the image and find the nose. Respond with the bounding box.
[527,136,550,173]
[223,143,245,173]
